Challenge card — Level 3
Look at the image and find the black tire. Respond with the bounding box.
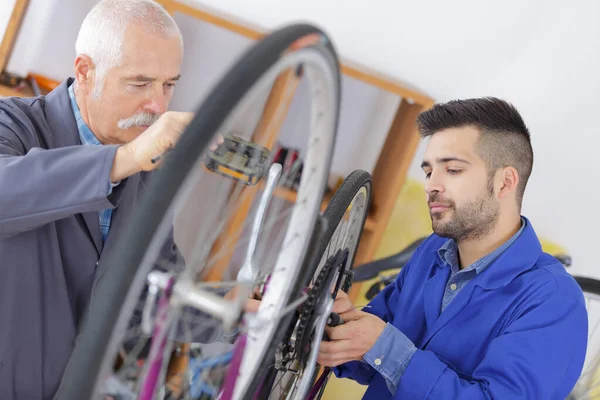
[309,169,372,400]
[567,275,600,400]
[574,276,600,295]
[55,23,340,400]
[313,169,372,287]
[292,169,372,293]
[254,170,372,399]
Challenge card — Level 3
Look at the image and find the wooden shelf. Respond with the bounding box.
[272,186,378,232]
[0,83,33,97]
[0,0,30,73]
[150,0,433,301]
[156,0,434,105]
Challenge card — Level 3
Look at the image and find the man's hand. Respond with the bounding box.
[110,111,194,182]
[209,134,225,151]
[317,291,386,367]
[224,284,261,313]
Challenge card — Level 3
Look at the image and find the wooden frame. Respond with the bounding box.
[0,0,29,73]
[156,0,435,299]
[0,0,30,97]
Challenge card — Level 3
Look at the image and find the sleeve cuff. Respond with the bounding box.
[332,360,377,385]
[363,322,417,394]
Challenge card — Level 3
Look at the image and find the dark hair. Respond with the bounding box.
[416,97,533,207]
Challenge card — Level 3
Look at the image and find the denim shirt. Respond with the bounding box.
[362,218,526,394]
[68,83,117,243]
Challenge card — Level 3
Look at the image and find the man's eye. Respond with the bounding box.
[447,169,461,175]
[424,172,432,179]
[130,83,148,88]
[165,83,176,88]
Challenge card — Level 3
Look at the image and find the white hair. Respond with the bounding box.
[75,0,183,98]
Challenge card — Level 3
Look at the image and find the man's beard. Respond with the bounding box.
[429,186,500,243]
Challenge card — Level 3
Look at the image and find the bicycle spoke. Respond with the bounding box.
[64,26,342,400]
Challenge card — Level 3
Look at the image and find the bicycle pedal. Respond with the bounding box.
[204,135,271,186]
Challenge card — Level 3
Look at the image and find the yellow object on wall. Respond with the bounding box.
[321,178,569,400]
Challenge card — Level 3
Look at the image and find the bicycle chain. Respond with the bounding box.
[294,248,349,367]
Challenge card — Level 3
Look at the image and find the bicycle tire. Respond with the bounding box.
[255,170,372,399]
[574,276,600,295]
[55,23,340,400]
[566,275,600,400]
[305,169,372,400]
[312,169,372,286]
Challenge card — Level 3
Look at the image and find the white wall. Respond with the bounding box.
[6,0,598,278]
[6,0,72,77]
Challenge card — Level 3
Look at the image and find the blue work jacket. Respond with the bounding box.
[334,217,587,399]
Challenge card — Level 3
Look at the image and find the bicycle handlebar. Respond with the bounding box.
[352,237,426,282]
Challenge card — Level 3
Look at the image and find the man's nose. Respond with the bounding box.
[424,171,444,195]
[142,86,168,115]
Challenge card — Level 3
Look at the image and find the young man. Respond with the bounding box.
[318,97,587,399]
[0,1,192,398]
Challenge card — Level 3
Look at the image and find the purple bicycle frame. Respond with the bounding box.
[138,278,175,400]
[136,275,320,400]
[137,277,249,400]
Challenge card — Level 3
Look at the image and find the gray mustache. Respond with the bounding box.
[118,113,160,129]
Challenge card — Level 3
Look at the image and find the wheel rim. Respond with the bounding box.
[569,289,600,399]
[260,183,370,400]
[82,35,340,399]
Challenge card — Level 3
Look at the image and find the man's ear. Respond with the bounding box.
[74,55,95,90]
[496,166,519,199]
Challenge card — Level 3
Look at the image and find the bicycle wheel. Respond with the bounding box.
[255,169,372,400]
[568,276,600,399]
[55,23,340,400]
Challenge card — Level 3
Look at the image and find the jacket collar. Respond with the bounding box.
[44,78,80,148]
[431,216,542,290]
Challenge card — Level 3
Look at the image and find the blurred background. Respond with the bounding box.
[1,0,597,398]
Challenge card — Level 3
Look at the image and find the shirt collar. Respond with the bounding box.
[438,217,527,275]
[68,82,102,146]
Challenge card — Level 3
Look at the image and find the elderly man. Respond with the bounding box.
[0,0,192,398]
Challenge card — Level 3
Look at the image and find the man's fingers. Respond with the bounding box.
[338,309,363,322]
[331,302,353,315]
[171,111,195,125]
[245,299,260,313]
[325,320,358,341]
[319,339,352,354]
[317,340,362,367]
[167,112,194,138]
[332,293,354,315]
[209,133,225,151]
[334,290,350,301]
